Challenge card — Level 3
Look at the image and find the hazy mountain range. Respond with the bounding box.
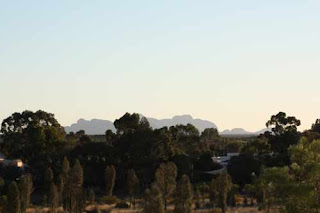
[64,115,269,135]
[220,128,271,136]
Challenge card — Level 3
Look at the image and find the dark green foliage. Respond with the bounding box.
[44,167,53,205]
[211,172,232,213]
[49,183,59,213]
[105,129,116,144]
[201,128,219,142]
[266,112,301,135]
[172,154,193,180]
[7,181,20,213]
[194,152,221,171]
[61,157,70,212]
[71,142,112,187]
[127,169,139,207]
[174,175,193,213]
[19,174,33,213]
[105,165,116,196]
[227,154,261,187]
[0,195,7,212]
[0,177,4,194]
[155,162,177,210]
[143,184,164,213]
[57,174,64,207]
[70,159,84,212]
[0,110,66,178]
[264,112,301,166]
[311,119,320,133]
[252,166,294,211]
[194,188,202,209]
[88,188,95,204]
[114,113,150,135]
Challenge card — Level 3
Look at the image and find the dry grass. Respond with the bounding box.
[26,204,265,213]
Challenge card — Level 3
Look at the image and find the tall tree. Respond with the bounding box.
[265,112,301,166]
[44,167,54,205]
[70,159,84,213]
[105,129,116,144]
[114,113,150,135]
[155,162,178,210]
[311,119,320,133]
[143,184,164,213]
[0,110,65,162]
[49,183,59,213]
[19,174,33,213]
[127,169,139,208]
[105,165,116,196]
[61,157,70,212]
[200,128,219,143]
[174,175,193,213]
[211,172,232,213]
[57,174,64,207]
[266,112,301,135]
[7,181,20,213]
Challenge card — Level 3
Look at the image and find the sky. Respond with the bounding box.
[1,0,320,132]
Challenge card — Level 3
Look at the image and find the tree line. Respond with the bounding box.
[1,110,320,212]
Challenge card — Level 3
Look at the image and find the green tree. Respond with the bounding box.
[211,172,232,213]
[194,188,202,209]
[0,177,4,193]
[266,112,301,135]
[44,167,54,205]
[105,165,116,196]
[0,177,5,212]
[57,174,64,207]
[0,194,7,213]
[49,183,59,213]
[311,119,320,133]
[70,159,84,213]
[19,174,33,213]
[7,181,20,213]
[61,157,70,212]
[143,184,164,213]
[174,175,193,213]
[105,129,116,145]
[127,169,139,208]
[200,128,219,143]
[0,110,65,164]
[155,162,177,210]
[88,188,95,204]
[287,137,320,212]
[114,113,150,135]
[169,124,201,157]
[265,112,301,166]
[253,167,293,213]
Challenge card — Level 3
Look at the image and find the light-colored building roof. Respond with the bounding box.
[205,152,240,175]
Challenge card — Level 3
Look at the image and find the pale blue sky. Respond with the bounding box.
[1,0,320,131]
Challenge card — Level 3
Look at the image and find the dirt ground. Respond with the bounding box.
[26,205,263,213]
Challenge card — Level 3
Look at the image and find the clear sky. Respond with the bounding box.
[1,0,320,131]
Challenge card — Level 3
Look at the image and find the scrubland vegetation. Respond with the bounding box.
[1,110,320,212]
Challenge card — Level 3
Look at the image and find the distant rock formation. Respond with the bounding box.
[64,114,270,136]
[65,118,116,135]
[220,128,271,136]
[65,115,218,135]
[146,115,218,133]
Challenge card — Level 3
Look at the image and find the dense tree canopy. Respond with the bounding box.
[2,109,317,212]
